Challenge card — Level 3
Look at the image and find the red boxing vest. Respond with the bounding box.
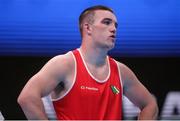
[52,49,123,120]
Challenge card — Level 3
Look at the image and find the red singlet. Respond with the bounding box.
[52,49,123,120]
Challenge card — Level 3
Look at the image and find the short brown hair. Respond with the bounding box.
[79,5,114,36]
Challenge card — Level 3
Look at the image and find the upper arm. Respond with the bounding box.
[20,52,74,98]
[118,62,154,110]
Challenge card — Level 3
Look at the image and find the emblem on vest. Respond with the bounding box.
[111,85,120,94]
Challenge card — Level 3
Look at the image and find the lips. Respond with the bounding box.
[110,35,115,38]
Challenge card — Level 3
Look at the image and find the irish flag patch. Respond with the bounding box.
[111,85,120,94]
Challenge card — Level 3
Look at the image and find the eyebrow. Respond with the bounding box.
[102,18,118,28]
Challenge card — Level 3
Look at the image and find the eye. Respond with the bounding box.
[102,20,111,25]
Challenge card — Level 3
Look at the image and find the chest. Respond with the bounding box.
[85,62,109,81]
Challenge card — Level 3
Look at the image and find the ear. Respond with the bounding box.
[84,23,92,35]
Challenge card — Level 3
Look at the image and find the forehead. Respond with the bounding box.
[94,10,117,22]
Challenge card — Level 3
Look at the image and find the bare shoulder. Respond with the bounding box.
[46,51,74,67]
[41,51,74,73]
[36,51,75,86]
[115,61,139,86]
[116,61,134,78]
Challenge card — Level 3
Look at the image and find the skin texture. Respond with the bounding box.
[18,9,158,120]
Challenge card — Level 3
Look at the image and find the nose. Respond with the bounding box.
[110,25,116,34]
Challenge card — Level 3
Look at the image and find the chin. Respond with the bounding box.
[99,42,115,51]
[105,44,115,51]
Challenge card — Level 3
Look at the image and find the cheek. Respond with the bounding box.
[96,27,108,35]
[92,26,108,37]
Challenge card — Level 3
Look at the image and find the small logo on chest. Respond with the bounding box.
[80,86,99,91]
[111,85,120,94]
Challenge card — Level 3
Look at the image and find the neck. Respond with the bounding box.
[79,44,108,66]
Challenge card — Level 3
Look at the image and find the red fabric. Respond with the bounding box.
[52,49,122,120]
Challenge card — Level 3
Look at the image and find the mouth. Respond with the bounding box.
[109,35,116,39]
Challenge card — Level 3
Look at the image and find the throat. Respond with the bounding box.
[87,61,110,82]
[79,47,107,66]
[83,57,110,82]
[79,48,110,82]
